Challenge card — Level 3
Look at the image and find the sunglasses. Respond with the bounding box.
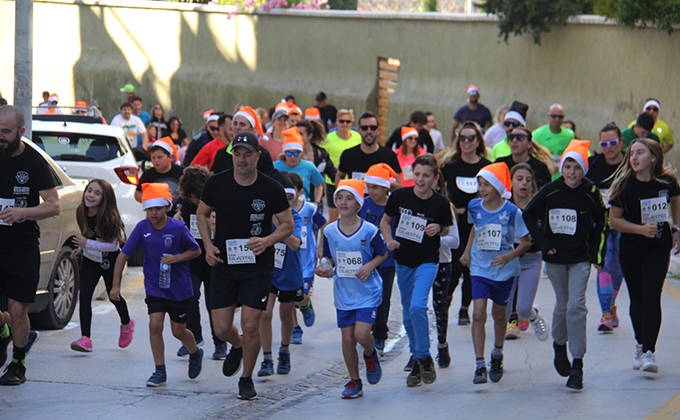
[508,133,528,142]
[549,114,565,119]
[359,125,379,132]
[208,126,220,132]
[338,119,352,124]
[504,120,521,128]
[285,151,301,157]
[600,139,619,148]
[459,134,477,143]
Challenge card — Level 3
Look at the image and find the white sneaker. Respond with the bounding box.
[632,344,643,370]
[641,351,658,373]
[530,305,550,342]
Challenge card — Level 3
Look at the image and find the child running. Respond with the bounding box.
[523,140,609,390]
[70,179,133,352]
[460,162,531,384]
[111,183,203,387]
[316,179,387,398]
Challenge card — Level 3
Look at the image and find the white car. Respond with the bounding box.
[31,117,145,263]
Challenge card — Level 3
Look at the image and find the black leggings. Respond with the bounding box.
[619,247,670,353]
[432,262,453,344]
[79,253,130,338]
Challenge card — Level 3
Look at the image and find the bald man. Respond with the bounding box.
[532,104,575,179]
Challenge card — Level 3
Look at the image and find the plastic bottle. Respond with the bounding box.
[159,253,171,289]
[318,257,332,272]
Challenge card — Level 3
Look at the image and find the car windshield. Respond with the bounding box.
[32,132,124,162]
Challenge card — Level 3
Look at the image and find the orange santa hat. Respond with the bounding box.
[304,107,321,120]
[152,136,179,162]
[281,127,304,152]
[365,163,396,189]
[287,106,302,117]
[233,106,264,140]
[334,179,366,208]
[559,139,591,174]
[401,126,418,141]
[141,183,173,210]
[477,162,512,199]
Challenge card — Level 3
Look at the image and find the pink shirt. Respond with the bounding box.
[395,146,426,187]
[260,134,283,160]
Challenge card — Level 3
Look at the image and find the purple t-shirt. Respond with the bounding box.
[122,217,199,301]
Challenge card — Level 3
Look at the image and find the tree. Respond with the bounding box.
[595,0,680,35]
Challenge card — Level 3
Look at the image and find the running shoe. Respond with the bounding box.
[238,377,257,400]
[374,337,385,356]
[146,370,167,387]
[341,380,363,399]
[473,366,488,384]
[403,355,415,372]
[611,304,620,328]
[436,345,451,368]
[633,344,644,370]
[0,325,12,366]
[26,331,40,355]
[213,342,227,360]
[0,362,26,386]
[364,349,382,385]
[505,320,520,340]
[530,308,550,342]
[518,319,530,332]
[222,346,243,377]
[277,351,291,374]
[566,366,583,390]
[70,336,93,353]
[118,318,135,348]
[257,359,274,377]
[300,302,315,327]
[598,314,613,332]
[290,327,303,345]
[419,356,437,385]
[457,310,470,326]
[489,355,503,383]
[553,342,571,377]
[406,361,422,387]
[178,338,204,357]
[188,348,203,379]
[641,351,658,373]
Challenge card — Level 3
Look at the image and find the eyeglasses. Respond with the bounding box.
[285,151,301,157]
[600,139,619,148]
[338,119,352,124]
[549,114,565,119]
[646,107,659,112]
[459,134,477,143]
[508,133,528,142]
[504,120,521,128]
[359,125,379,132]
[208,126,220,132]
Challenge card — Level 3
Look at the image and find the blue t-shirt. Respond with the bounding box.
[136,111,151,145]
[296,201,327,279]
[272,209,304,291]
[122,217,199,301]
[358,196,395,268]
[453,104,492,127]
[467,199,528,282]
[323,219,387,310]
[274,159,325,201]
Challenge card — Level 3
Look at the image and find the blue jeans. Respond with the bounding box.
[396,263,438,359]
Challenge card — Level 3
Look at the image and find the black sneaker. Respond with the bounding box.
[553,342,571,377]
[0,326,11,367]
[0,362,26,386]
[419,356,437,385]
[489,354,503,383]
[238,377,257,400]
[406,361,422,387]
[222,346,243,377]
[188,348,203,379]
[403,355,415,372]
[436,345,451,368]
[458,310,470,326]
[473,366,488,384]
[566,359,583,390]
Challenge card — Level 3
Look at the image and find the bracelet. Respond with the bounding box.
[673,225,680,234]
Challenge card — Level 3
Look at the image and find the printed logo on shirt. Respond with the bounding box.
[499,211,509,226]
[251,223,262,236]
[100,259,110,270]
[163,234,174,249]
[361,239,367,248]
[144,233,151,237]
[398,207,412,216]
[250,213,265,222]
[13,186,29,195]
[15,171,29,184]
[252,199,266,212]
[476,213,482,220]
[15,197,27,208]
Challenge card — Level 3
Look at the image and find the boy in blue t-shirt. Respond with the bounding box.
[316,179,388,399]
[359,163,397,354]
[459,163,530,385]
[111,183,203,387]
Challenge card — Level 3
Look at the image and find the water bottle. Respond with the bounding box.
[319,257,332,272]
[159,253,171,289]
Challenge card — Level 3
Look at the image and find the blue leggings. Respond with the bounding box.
[396,263,438,359]
[596,230,624,314]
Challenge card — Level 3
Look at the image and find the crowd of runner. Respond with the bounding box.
[0,83,677,400]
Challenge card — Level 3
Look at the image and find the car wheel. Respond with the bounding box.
[31,247,80,330]
[128,249,144,266]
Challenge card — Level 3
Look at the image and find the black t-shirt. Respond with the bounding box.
[611,174,680,252]
[440,157,491,235]
[318,105,337,132]
[495,155,552,189]
[337,145,401,180]
[586,154,623,189]
[180,200,210,277]
[384,125,435,154]
[137,164,184,215]
[0,144,56,247]
[384,188,453,267]
[201,170,289,272]
[211,146,274,176]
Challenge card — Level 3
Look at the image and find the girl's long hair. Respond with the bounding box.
[439,121,487,166]
[76,179,125,245]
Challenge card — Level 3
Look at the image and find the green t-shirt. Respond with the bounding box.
[627,119,673,148]
[321,130,362,184]
[491,137,511,161]
[621,127,660,148]
[532,125,574,180]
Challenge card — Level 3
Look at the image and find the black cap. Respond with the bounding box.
[316,92,327,102]
[636,112,655,131]
[509,101,529,119]
[232,131,259,152]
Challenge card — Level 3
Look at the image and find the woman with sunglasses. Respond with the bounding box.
[495,127,553,189]
[440,121,491,326]
[162,116,188,147]
[261,108,290,160]
[395,127,427,188]
[274,127,325,203]
[585,123,625,332]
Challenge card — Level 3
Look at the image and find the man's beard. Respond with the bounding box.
[0,135,20,164]
[362,135,376,147]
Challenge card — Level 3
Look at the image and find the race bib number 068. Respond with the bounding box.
[336,250,363,278]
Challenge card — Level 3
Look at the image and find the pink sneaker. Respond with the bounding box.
[71,336,93,352]
[518,319,530,332]
[119,318,135,348]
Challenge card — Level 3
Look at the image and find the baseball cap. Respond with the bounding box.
[232,131,259,152]
[315,92,327,102]
[272,109,289,120]
[120,84,135,94]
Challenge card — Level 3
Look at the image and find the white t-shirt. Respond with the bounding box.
[110,114,146,148]
[430,128,445,152]
[484,123,506,148]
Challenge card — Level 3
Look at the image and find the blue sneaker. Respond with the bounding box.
[300,301,315,327]
[277,351,291,374]
[26,331,39,355]
[374,337,385,356]
[364,349,382,385]
[178,338,203,357]
[188,348,203,379]
[341,380,363,399]
[257,358,274,377]
[290,327,303,345]
[146,370,167,387]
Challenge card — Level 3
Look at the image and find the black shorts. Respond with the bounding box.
[270,285,304,303]
[0,243,40,303]
[145,295,191,323]
[211,264,273,311]
[326,183,337,208]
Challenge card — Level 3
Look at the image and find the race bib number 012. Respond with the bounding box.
[476,223,502,251]
[549,208,577,235]
[273,243,286,269]
[226,239,255,265]
[0,198,15,226]
[641,196,669,224]
[336,250,362,278]
[396,214,427,243]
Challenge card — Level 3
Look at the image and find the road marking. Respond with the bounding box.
[383,324,406,354]
[121,274,145,298]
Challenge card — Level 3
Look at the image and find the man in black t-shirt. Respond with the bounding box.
[0,106,60,386]
[197,131,293,400]
[384,110,435,153]
[335,111,403,190]
[315,92,337,133]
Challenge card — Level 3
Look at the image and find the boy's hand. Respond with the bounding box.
[355,264,373,282]
[315,266,334,278]
[161,254,176,264]
[459,252,471,267]
[425,223,441,237]
[491,253,512,269]
[205,244,224,266]
[72,236,88,249]
[110,287,121,302]
[248,237,269,256]
[70,248,82,260]
[547,248,557,255]
[386,239,400,251]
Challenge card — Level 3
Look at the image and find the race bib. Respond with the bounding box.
[273,243,286,269]
[226,239,255,265]
[396,214,427,243]
[0,198,15,226]
[402,166,413,181]
[476,223,502,251]
[336,250,363,278]
[549,208,577,235]
[456,177,478,194]
[351,172,366,181]
[641,196,669,224]
[300,225,308,249]
[83,248,103,263]
[189,215,201,239]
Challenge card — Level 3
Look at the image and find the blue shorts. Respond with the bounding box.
[303,277,314,295]
[336,307,378,328]
[471,276,514,306]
